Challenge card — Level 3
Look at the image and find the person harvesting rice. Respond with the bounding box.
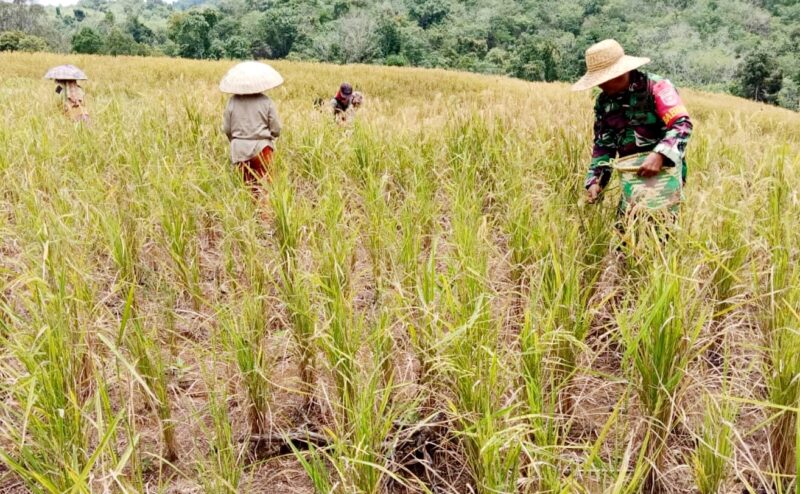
[330,82,364,123]
[331,82,354,116]
[220,61,283,192]
[572,39,693,215]
[44,65,90,123]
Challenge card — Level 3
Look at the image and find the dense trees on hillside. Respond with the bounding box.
[0,29,48,52]
[0,0,798,109]
[732,49,785,104]
[0,0,60,50]
[71,26,103,53]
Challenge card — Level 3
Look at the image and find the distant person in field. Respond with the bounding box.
[220,61,283,192]
[44,65,90,122]
[330,82,363,123]
[572,39,693,209]
[56,80,89,122]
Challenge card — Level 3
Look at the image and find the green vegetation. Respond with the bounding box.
[0,50,799,493]
[0,29,48,52]
[1,0,800,109]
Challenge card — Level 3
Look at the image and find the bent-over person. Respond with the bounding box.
[44,65,90,122]
[331,82,363,123]
[56,80,90,122]
[572,39,693,218]
[219,61,284,192]
[223,94,281,187]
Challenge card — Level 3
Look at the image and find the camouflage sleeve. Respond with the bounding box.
[586,98,615,189]
[654,115,692,167]
[651,79,692,166]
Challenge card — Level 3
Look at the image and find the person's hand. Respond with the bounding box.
[587,183,602,203]
[638,152,664,178]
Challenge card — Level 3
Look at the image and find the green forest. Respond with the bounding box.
[1,0,799,109]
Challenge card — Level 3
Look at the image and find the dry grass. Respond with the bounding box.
[0,52,799,493]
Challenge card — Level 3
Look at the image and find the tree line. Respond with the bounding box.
[1,0,798,110]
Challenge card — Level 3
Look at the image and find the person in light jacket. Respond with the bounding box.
[223,93,281,190]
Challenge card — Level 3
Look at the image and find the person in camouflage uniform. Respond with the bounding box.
[571,39,692,212]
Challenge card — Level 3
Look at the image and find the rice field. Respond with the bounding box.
[0,52,798,494]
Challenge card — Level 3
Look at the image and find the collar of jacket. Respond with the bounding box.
[599,70,648,102]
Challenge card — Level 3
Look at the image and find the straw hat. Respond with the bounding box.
[44,64,88,81]
[219,61,283,95]
[571,39,650,91]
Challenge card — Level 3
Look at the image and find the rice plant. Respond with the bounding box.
[160,192,203,309]
[434,145,523,493]
[698,208,749,317]
[198,388,243,493]
[408,238,443,388]
[95,203,141,287]
[761,265,800,487]
[0,51,798,493]
[756,151,800,488]
[505,194,538,288]
[617,257,707,490]
[271,170,317,398]
[692,392,737,494]
[292,306,401,493]
[519,309,567,492]
[125,317,179,462]
[361,167,396,291]
[526,204,601,421]
[314,177,363,420]
[220,296,273,436]
[0,263,122,492]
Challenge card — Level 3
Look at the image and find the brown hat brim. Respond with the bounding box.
[571,55,650,91]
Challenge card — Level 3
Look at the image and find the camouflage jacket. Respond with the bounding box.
[586,70,693,189]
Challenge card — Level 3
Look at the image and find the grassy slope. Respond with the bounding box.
[0,52,798,493]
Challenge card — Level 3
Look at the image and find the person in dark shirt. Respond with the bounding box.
[331,82,353,114]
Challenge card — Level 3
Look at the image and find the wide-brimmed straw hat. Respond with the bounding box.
[44,64,88,81]
[571,39,650,91]
[219,61,283,95]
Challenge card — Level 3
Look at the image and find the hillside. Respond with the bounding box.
[0,52,799,493]
[1,0,799,110]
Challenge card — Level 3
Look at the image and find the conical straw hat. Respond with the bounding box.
[219,61,284,95]
[571,39,649,91]
[44,64,88,81]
